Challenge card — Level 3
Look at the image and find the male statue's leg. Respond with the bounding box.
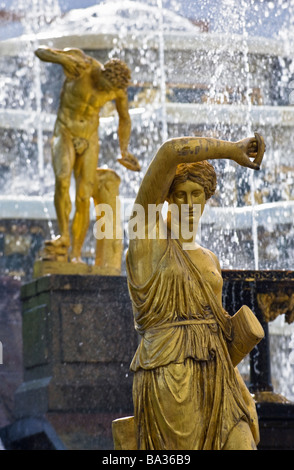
[53,175,72,246]
[42,133,74,262]
[71,139,98,262]
[70,180,93,262]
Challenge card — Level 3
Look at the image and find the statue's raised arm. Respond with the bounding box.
[134,133,265,211]
[128,133,265,285]
[34,46,91,79]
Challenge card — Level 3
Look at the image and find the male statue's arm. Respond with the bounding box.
[114,92,141,171]
[115,91,132,158]
[34,46,87,78]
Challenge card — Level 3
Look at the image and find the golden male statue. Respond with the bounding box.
[35,46,140,262]
[113,133,265,450]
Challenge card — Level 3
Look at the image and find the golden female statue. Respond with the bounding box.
[114,134,265,451]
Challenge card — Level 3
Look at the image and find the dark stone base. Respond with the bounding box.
[257,402,294,450]
[4,270,294,450]
[46,411,122,450]
[12,274,138,450]
[0,277,23,428]
[0,411,127,450]
[0,417,66,450]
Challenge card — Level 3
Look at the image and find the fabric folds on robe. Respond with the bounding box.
[126,235,259,450]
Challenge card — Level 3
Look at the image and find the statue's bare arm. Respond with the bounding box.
[134,135,263,211]
[115,91,132,158]
[34,46,89,78]
[127,135,264,282]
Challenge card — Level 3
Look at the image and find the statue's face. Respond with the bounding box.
[169,180,206,229]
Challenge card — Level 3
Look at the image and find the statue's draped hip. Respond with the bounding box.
[126,236,259,450]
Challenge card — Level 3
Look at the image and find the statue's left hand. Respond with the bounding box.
[235,133,265,170]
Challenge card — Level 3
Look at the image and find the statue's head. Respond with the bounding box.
[166,161,217,233]
[103,59,131,89]
[167,161,216,202]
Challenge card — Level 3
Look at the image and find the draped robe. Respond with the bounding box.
[126,234,258,450]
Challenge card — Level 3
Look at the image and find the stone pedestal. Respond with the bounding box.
[2,269,294,450]
[0,277,23,427]
[223,270,294,450]
[12,274,138,450]
[256,402,294,450]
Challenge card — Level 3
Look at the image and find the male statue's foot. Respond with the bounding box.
[70,254,86,264]
[40,235,70,262]
[44,235,70,248]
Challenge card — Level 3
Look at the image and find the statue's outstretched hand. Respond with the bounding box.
[118,151,141,172]
[235,133,265,170]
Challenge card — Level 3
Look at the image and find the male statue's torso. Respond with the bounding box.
[55,68,119,138]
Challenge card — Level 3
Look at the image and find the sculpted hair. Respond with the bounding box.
[103,58,131,89]
[168,161,217,201]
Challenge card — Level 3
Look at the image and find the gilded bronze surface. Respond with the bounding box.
[34,46,140,265]
[257,291,294,324]
[252,391,292,404]
[114,134,265,450]
[93,168,123,274]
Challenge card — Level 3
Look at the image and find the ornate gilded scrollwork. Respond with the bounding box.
[257,291,294,324]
